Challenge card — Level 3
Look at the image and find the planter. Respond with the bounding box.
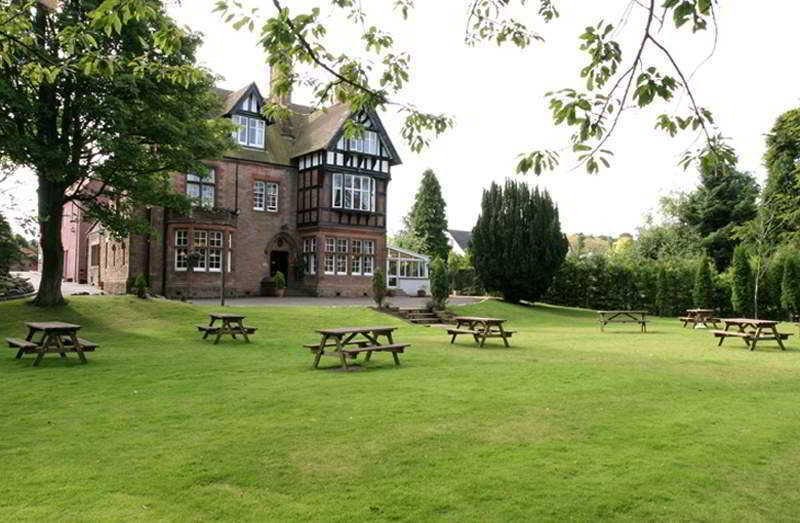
[276,288,287,298]
[416,289,427,297]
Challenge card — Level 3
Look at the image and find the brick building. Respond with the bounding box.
[71,70,401,298]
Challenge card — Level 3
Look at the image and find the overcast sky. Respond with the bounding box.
[4,1,799,238]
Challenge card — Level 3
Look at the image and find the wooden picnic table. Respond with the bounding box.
[448,316,515,347]
[680,309,719,329]
[711,318,792,351]
[597,310,649,332]
[5,322,98,366]
[304,326,409,371]
[196,313,257,344]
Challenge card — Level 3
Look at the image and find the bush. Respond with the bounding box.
[372,269,387,308]
[429,257,449,310]
[273,271,287,289]
[133,274,148,299]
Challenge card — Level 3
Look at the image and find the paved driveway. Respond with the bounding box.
[191,295,484,308]
[12,272,104,295]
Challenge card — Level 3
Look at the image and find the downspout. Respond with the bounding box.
[161,208,168,296]
[144,207,151,287]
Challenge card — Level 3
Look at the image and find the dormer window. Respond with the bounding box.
[241,94,260,113]
[233,114,265,148]
[337,130,379,155]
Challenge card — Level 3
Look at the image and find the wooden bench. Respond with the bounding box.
[711,329,792,350]
[6,336,98,362]
[340,343,410,366]
[196,325,220,333]
[6,337,38,353]
[447,328,516,336]
[303,340,371,350]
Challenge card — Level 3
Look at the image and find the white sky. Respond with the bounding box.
[4,1,799,238]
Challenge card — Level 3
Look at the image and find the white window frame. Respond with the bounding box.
[265,182,278,212]
[363,255,374,276]
[253,180,265,211]
[233,115,265,148]
[324,254,335,275]
[332,174,375,212]
[335,254,347,275]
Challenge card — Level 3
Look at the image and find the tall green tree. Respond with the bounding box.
[218,0,734,175]
[676,161,759,271]
[781,254,800,319]
[692,256,714,309]
[472,180,568,304]
[0,0,233,305]
[429,257,449,310]
[0,213,20,274]
[399,169,450,260]
[763,108,800,241]
[731,245,753,317]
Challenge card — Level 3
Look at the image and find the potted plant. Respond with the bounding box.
[273,271,287,297]
[133,274,148,299]
[416,287,427,297]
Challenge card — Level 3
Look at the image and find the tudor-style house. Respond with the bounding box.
[67,67,402,298]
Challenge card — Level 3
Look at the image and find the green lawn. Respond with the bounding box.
[1,296,800,521]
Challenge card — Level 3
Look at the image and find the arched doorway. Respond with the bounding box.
[265,232,298,281]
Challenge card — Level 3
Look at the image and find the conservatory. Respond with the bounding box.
[386,246,430,296]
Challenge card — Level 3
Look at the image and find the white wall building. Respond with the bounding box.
[386,246,430,296]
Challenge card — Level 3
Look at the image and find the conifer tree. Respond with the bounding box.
[781,254,800,319]
[731,245,754,316]
[472,180,568,304]
[655,265,669,316]
[401,169,450,260]
[429,257,449,310]
[693,257,714,308]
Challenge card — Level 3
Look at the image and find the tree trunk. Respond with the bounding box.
[32,177,66,307]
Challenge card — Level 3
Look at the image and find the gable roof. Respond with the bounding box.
[447,229,472,252]
[212,83,401,167]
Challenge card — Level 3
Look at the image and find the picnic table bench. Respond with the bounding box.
[597,310,649,332]
[197,313,257,344]
[6,322,98,366]
[711,318,792,351]
[448,317,514,347]
[680,309,720,329]
[306,326,409,371]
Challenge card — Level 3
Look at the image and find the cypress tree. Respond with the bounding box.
[472,180,568,304]
[692,257,714,308]
[781,254,800,319]
[655,264,668,316]
[405,169,450,260]
[731,245,753,317]
[429,257,450,310]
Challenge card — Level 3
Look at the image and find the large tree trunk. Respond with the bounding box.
[32,177,65,307]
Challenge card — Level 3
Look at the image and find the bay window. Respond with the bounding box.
[332,173,375,211]
[303,238,317,275]
[175,229,225,272]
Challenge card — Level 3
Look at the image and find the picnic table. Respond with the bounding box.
[680,309,719,329]
[304,326,409,371]
[597,310,649,332]
[196,313,257,344]
[5,322,98,366]
[448,317,515,347]
[711,318,792,351]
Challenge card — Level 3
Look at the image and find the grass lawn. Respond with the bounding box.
[1,296,800,521]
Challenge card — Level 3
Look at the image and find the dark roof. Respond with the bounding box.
[448,229,472,251]
[212,83,400,167]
